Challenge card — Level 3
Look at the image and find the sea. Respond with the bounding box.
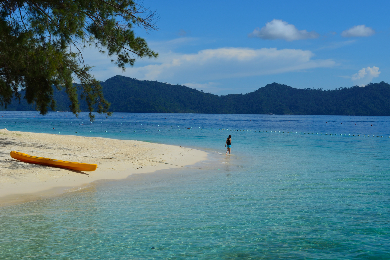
[0,111,389,259]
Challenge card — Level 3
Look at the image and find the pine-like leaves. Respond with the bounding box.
[0,0,158,120]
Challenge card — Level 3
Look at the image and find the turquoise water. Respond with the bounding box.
[1,112,390,259]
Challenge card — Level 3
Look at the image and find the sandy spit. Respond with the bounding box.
[0,129,208,206]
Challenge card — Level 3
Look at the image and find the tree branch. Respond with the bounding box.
[96,0,157,31]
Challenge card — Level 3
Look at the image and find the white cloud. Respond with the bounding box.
[122,47,335,83]
[249,19,319,41]
[351,66,380,86]
[341,25,375,37]
[80,41,336,94]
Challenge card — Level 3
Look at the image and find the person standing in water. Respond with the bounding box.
[225,135,232,155]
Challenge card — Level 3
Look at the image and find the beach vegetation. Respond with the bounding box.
[0,0,157,120]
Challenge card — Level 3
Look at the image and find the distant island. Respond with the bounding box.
[3,75,390,116]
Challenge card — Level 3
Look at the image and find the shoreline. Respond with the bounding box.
[0,129,208,207]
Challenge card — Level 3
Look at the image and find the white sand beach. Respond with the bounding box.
[0,129,208,206]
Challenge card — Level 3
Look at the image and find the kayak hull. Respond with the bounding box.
[10,151,97,171]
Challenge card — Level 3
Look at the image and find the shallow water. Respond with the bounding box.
[1,112,390,259]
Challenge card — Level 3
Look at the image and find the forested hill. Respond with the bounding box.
[3,75,390,116]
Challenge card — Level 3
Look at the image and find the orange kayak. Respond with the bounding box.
[10,151,97,171]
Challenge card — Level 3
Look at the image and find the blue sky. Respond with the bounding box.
[83,0,390,95]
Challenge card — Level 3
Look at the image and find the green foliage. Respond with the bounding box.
[0,0,157,120]
[100,78,390,115]
[100,76,221,113]
[4,76,390,116]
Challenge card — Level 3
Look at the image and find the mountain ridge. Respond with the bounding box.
[2,75,390,116]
